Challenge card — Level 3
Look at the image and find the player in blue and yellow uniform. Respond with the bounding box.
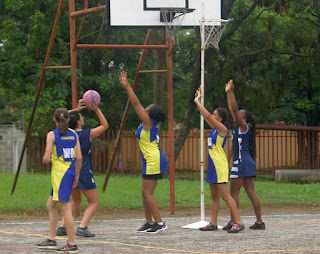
[119,71,168,234]
[135,119,167,176]
[36,108,82,253]
[194,87,244,233]
[225,79,265,231]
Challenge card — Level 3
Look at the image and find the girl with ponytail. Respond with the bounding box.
[225,80,265,231]
[36,107,82,253]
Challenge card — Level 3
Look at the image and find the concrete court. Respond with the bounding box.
[1,211,320,254]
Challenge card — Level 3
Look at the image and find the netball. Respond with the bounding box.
[82,90,100,107]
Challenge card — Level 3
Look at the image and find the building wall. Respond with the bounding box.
[0,124,26,173]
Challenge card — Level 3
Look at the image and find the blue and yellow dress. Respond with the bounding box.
[50,128,77,201]
[135,118,168,175]
[207,127,229,183]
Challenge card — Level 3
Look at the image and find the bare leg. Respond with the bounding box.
[47,196,58,240]
[60,188,82,227]
[79,188,99,228]
[229,178,243,222]
[209,184,219,226]
[141,179,161,223]
[218,183,242,224]
[60,201,76,246]
[243,177,262,222]
[71,188,82,218]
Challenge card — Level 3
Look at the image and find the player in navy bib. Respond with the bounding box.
[225,80,265,231]
[120,71,168,234]
[56,100,109,238]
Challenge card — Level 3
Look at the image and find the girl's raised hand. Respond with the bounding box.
[86,103,98,112]
[194,87,201,103]
[225,79,234,93]
[119,71,130,88]
[76,99,86,112]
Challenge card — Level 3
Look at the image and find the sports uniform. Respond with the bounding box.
[50,128,77,201]
[135,118,168,176]
[207,127,229,183]
[74,129,96,190]
[230,124,257,178]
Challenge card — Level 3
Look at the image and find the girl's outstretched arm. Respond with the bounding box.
[194,87,227,136]
[87,104,109,140]
[119,71,152,129]
[225,80,247,132]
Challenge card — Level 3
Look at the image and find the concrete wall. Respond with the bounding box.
[0,124,26,173]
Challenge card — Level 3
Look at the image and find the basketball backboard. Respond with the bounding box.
[106,0,221,28]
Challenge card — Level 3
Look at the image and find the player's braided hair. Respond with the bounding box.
[244,110,256,160]
[148,104,167,123]
[54,108,69,135]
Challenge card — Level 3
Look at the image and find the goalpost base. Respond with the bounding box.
[182,221,223,229]
[182,220,209,229]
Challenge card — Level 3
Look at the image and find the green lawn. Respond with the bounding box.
[1,173,320,215]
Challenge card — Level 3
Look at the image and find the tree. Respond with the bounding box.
[172,0,320,160]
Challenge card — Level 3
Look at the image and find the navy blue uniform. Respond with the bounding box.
[230,124,257,178]
[75,129,97,190]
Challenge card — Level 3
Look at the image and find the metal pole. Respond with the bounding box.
[200,19,206,222]
[166,34,176,215]
[69,0,78,108]
[76,44,168,50]
[70,5,106,17]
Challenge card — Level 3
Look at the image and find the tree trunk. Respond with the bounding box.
[173,33,201,160]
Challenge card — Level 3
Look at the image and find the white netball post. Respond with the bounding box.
[107,0,224,228]
[182,5,230,230]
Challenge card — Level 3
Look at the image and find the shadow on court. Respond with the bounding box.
[1,209,320,254]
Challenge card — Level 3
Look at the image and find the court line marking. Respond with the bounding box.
[1,230,320,254]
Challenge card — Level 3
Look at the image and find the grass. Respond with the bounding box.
[1,173,320,216]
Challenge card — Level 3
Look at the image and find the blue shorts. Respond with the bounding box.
[76,173,97,190]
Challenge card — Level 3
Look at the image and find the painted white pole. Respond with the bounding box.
[200,17,205,222]
[182,5,209,229]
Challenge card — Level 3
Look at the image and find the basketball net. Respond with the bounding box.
[160,9,189,43]
[200,18,229,50]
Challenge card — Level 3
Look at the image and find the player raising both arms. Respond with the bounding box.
[57,99,109,237]
[194,87,244,233]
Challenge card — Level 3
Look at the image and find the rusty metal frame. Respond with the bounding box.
[11,0,176,214]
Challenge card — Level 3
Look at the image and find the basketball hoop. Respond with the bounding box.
[160,8,194,43]
[200,18,230,50]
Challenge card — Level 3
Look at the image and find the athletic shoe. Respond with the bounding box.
[146,222,167,234]
[56,226,67,236]
[76,226,95,237]
[199,223,218,231]
[223,221,234,230]
[227,223,245,233]
[137,222,153,233]
[55,243,78,253]
[35,239,57,249]
[249,222,266,230]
